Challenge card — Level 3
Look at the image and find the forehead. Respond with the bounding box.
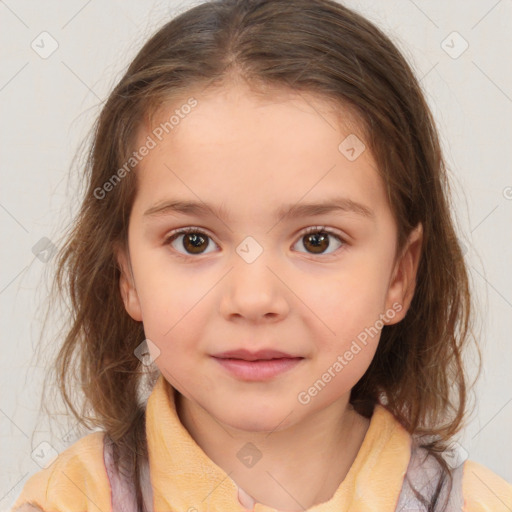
[149,82,363,147]
[131,82,388,221]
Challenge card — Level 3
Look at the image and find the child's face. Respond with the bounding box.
[117,82,421,432]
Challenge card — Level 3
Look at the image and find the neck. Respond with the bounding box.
[175,390,371,511]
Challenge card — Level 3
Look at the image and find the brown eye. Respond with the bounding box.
[294,227,344,255]
[303,231,330,254]
[182,232,208,254]
[165,228,217,256]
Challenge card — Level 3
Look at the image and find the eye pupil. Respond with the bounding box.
[304,232,330,254]
[184,233,208,253]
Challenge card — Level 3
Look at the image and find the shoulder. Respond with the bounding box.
[462,459,512,512]
[11,431,112,512]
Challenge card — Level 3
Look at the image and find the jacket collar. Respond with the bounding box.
[146,374,411,512]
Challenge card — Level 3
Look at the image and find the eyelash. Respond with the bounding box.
[163,225,346,259]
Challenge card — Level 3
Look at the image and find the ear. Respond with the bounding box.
[384,223,423,325]
[115,242,143,322]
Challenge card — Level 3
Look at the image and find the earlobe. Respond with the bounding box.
[384,223,423,325]
[115,244,143,322]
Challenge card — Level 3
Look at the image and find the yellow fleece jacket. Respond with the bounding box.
[11,375,512,511]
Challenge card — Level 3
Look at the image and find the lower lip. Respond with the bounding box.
[213,357,303,381]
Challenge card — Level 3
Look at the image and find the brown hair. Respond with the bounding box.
[39,0,480,509]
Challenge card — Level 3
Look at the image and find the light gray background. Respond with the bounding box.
[1,0,511,508]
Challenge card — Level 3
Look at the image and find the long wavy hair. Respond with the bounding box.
[37,0,481,510]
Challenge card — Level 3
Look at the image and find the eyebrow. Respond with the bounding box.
[143,196,375,222]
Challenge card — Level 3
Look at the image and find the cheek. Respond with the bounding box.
[301,259,392,363]
[314,264,391,326]
[307,278,384,392]
[131,257,227,369]
[138,281,202,346]
[128,244,198,336]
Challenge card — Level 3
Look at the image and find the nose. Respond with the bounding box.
[218,248,290,323]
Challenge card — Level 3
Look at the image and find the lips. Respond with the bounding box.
[212,348,302,361]
[212,350,304,381]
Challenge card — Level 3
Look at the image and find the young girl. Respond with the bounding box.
[11,0,512,511]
